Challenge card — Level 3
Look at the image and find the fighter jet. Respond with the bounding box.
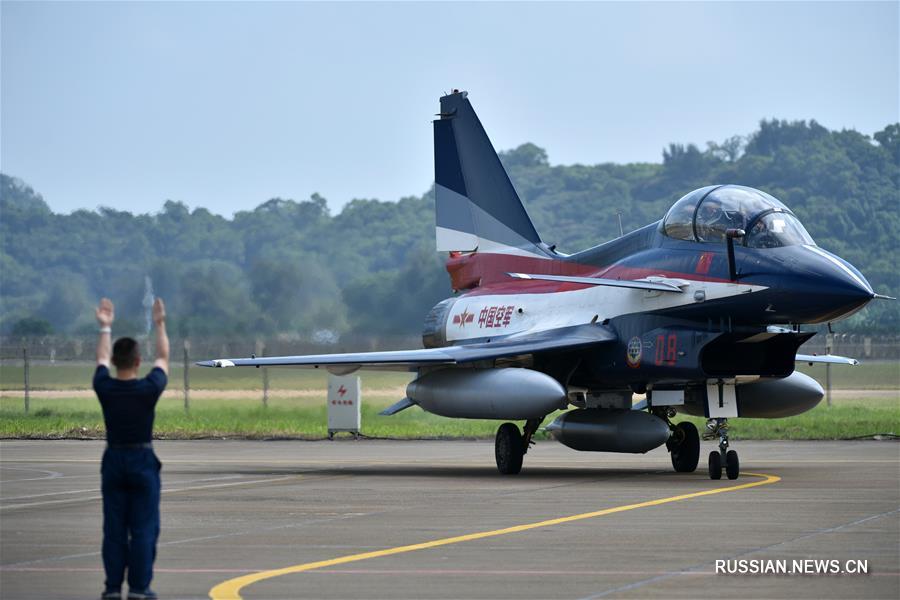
[200,90,889,480]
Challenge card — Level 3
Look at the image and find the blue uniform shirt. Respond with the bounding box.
[93,366,167,444]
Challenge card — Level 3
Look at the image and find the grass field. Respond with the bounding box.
[0,360,896,441]
[1,389,896,441]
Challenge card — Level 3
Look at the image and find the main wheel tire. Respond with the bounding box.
[708,451,722,480]
[725,449,740,480]
[669,422,700,473]
[495,423,525,475]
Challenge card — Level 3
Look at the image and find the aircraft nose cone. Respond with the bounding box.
[808,246,873,294]
[800,246,874,321]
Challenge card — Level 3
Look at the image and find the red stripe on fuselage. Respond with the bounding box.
[446,251,597,291]
[455,253,732,297]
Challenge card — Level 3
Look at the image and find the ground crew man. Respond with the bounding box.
[94,297,169,600]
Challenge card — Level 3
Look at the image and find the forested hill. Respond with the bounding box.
[2,119,898,338]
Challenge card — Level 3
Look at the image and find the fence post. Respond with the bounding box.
[256,340,268,408]
[183,339,190,413]
[23,347,30,414]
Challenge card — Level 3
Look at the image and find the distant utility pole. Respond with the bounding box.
[183,339,190,413]
[23,347,30,414]
[616,211,624,237]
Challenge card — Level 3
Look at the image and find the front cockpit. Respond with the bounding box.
[662,185,815,248]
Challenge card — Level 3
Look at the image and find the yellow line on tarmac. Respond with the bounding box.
[209,471,780,600]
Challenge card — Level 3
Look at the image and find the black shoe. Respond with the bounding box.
[127,590,157,600]
[101,590,122,600]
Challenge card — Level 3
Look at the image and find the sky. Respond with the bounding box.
[2,1,898,217]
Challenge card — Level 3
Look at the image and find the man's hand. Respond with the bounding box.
[95,298,113,367]
[96,298,115,327]
[152,298,166,325]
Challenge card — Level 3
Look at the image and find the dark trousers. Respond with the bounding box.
[101,447,161,591]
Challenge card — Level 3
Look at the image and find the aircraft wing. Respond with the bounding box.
[197,324,617,373]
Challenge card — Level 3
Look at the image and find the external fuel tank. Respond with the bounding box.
[406,368,567,420]
[546,409,671,453]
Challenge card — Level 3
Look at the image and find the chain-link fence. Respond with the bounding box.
[0,334,420,413]
[797,334,900,360]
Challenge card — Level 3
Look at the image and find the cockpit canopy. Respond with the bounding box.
[662,185,815,248]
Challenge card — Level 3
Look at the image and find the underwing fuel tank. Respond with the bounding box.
[678,371,825,418]
[735,371,824,418]
[406,368,567,420]
[546,409,671,453]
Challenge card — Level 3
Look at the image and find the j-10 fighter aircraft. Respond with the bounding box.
[201,90,889,480]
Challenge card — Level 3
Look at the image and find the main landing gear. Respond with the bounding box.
[666,420,701,473]
[655,407,700,473]
[706,418,739,480]
[495,418,542,475]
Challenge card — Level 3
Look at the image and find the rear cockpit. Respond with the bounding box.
[662,185,815,248]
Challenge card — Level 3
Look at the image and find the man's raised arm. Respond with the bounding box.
[95,298,114,367]
[152,298,170,375]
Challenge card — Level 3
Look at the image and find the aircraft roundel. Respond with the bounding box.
[626,336,643,368]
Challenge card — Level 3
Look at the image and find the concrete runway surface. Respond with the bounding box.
[1,439,898,600]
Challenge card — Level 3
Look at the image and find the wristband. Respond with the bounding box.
[99,326,112,334]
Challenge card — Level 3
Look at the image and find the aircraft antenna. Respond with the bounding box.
[616,211,624,237]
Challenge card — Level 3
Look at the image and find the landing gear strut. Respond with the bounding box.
[494,418,543,475]
[705,418,739,480]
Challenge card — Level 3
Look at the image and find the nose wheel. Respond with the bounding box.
[705,418,739,480]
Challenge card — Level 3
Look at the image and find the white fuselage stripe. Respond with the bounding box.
[444,280,767,342]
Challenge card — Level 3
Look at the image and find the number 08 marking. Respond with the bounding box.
[655,334,678,366]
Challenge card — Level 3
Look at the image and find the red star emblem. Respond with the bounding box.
[452,308,474,328]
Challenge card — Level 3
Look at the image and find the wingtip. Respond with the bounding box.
[195,359,234,368]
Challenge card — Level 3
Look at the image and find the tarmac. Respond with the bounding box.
[1,439,898,600]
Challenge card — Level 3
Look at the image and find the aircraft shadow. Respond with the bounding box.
[221,465,677,481]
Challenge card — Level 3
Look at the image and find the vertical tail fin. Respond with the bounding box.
[433,91,547,259]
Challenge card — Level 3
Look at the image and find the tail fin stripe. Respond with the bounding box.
[435,184,475,234]
[435,185,551,258]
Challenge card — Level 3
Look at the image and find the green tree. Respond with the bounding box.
[873,123,900,164]
[11,317,53,336]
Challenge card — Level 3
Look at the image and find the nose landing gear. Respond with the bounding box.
[705,418,739,480]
